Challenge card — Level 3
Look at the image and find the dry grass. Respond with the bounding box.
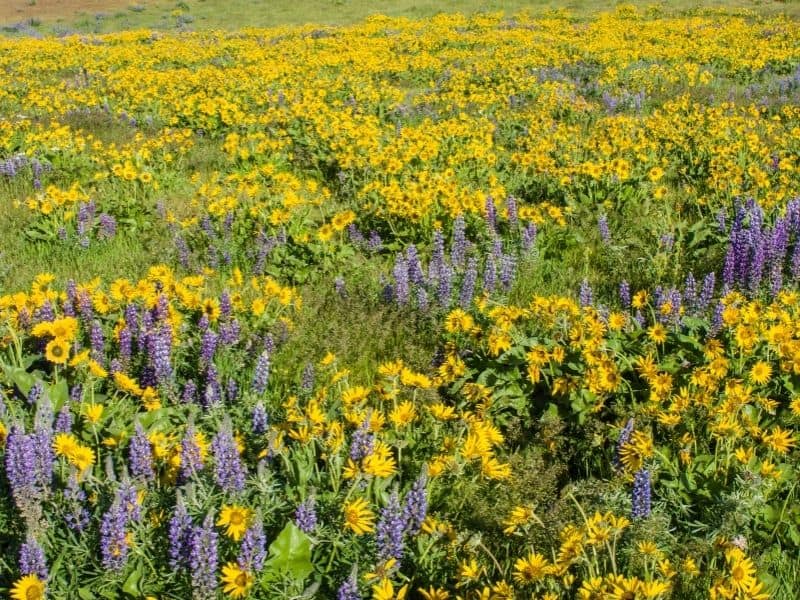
[0,0,153,23]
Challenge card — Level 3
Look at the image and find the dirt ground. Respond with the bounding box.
[0,0,154,23]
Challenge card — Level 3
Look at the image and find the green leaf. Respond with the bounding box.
[3,365,35,395]
[77,588,95,600]
[49,379,69,410]
[262,522,313,585]
[122,563,143,597]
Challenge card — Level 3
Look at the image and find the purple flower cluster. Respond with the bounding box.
[189,514,219,599]
[614,418,634,471]
[376,491,406,563]
[632,468,652,519]
[169,496,194,569]
[19,536,48,580]
[129,423,154,481]
[211,422,246,493]
[238,519,267,572]
[294,498,318,533]
[349,420,375,461]
[721,198,800,297]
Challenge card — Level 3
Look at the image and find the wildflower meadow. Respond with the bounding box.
[1,2,800,599]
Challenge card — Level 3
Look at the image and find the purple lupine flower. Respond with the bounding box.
[219,319,240,346]
[660,233,674,251]
[64,472,90,532]
[436,264,454,307]
[710,301,724,337]
[683,273,697,312]
[211,423,246,493]
[349,420,375,461]
[199,329,218,371]
[499,253,516,291]
[189,514,219,600]
[118,326,132,365]
[295,498,318,533]
[169,495,193,569]
[579,279,593,308]
[698,272,715,313]
[90,320,105,364]
[392,254,410,306]
[484,196,497,232]
[451,215,467,267]
[55,404,72,433]
[416,286,429,311]
[402,474,428,535]
[506,196,518,228]
[376,491,406,564]
[301,363,315,394]
[367,230,382,252]
[614,418,634,471]
[716,208,727,233]
[459,257,478,308]
[100,496,129,571]
[98,213,116,239]
[175,234,191,269]
[337,572,361,600]
[220,292,232,320]
[619,281,631,309]
[182,380,197,404]
[482,256,497,294]
[226,378,238,403]
[238,518,266,573]
[521,222,537,252]
[429,229,446,283]
[203,365,222,409]
[347,224,366,247]
[252,402,268,435]
[28,382,44,406]
[251,351,270,395]
[406,245,425,286]
[180,426,204,482]
[19,536,48,580]
[598,214,611,243]
[129,423,154,482]
[149,326,172,385]
[34,301,55,324]
[632,468,652,519]
[5,426,39,507]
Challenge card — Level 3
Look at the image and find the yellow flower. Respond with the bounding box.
[418,586,449,600]
[217,505,253,541]
[371,578,407,600]
[502,505,537,535]
[389,401,417,428]
[647,323,667,344]
[512,552,550,584]
[10,574,45,600]
[220,562,254,598]
[45,337,70,364]
[84,403,104,424]
[749,361,772,385]
[343,497,375,535]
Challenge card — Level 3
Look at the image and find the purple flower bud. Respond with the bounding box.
[55,404,72,433]
[376,491,406,564]
[614,418,634,471]
[252,402,268,435]
[180,426,204,482]
[459,257,478,308]
[337,572,361,600]
[619,281,631,309]
[189,514,219,599]
[169,495,193,570]
[484,196,497,232]
[632,468,652,519]
[301,362,315,394]
[238,518,266,573]
[349,420,374,461]
[579,279,593,308]
[392,254,410,306]
[402,474,427,535]
[451,215,467,267]
[19,536,48,580]
[182,380,197,404]
[251,351,270,395]
[100,494,130,571]
[211,422,246,493]
[129,423,154,482]
[598,214,611,243]
[90,320,104,365]
[295,498,318,533]
[506,196,518,228]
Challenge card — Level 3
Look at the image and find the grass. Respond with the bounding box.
[2,0,799,34]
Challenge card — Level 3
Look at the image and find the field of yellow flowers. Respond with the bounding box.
[2,4,800,599]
